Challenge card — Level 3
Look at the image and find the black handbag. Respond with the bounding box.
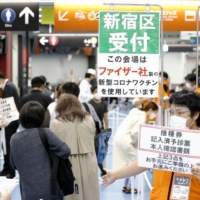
[38,128,76,199]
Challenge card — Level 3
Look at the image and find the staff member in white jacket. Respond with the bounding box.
[78,68,96,103]
[112,102,158,194]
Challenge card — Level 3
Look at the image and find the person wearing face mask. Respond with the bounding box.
[88,84,108,130]
[102,90,200,200]
[112,102,158,194]
[185,74,199,93]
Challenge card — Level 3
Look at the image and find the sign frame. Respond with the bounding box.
[0,1,39,31]
[98,11,162,97]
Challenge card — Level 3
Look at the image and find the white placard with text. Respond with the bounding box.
[138,124,200,174]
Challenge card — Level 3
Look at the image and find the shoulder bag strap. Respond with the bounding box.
[38,128,58,200]
[38,128,49,152]
[82,102,90,113]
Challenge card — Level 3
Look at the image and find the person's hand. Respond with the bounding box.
[191,163,200,181]
[102,168,116,186]
[0,121,10,128]
[0,191,12,200]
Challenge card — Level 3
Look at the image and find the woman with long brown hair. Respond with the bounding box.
[50,93,99,200]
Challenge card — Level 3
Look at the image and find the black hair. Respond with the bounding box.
[141,102,158,112]
[85,73,92,78]
[45,82,50,87]
[159,71,168,79]
[19,101,45,128]
[170,89,175,94]
[0,71,5,79]
[61,82,80,97]
[31,76,44,88]
[192,65,200,76]
[91,84,97,93]
[40,75,46,84]
[185,74,196,82]
[169,90,200,126]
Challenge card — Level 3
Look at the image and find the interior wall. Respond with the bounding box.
[160,52,186,85]
[12,34,18,87]
[31,54,88,85]
[185,57,198,75]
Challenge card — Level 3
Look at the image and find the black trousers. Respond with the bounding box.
[2,124,18,173]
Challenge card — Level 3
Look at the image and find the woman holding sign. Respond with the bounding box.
[112,101,158,194]
[103,90,200,200]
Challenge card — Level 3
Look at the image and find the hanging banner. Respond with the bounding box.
[97,11,160,97]
[54,3,200,31]
[138,124,200,174]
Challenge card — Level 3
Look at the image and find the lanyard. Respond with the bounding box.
[168,172,174,200]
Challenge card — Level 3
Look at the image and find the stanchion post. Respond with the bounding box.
[196,7,200,92]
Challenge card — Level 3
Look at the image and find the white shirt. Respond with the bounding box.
[48,101,57,117]
[78,79,93,103]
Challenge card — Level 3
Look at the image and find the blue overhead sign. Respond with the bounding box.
[1,8,16,23]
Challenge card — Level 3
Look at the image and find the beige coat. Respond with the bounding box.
[112,108,146,170]
[50,115,99,200]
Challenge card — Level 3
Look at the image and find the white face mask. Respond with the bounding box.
[169,115,194,129]
[149,112,157,119]
[49,86,52,90]
[186,82,196,91]
[159,77,162,84]
[94,93,101,100]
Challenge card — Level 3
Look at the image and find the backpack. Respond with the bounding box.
[95,128,112,164]
[38,128,76,199]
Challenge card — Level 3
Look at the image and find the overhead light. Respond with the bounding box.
[91,37,98,44]
[38,33,99,37]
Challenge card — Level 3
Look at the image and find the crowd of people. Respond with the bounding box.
[0,66,200,200]
[0,69,108,200]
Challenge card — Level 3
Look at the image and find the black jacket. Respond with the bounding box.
[20,90,53,111]
[2,80,20,127]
